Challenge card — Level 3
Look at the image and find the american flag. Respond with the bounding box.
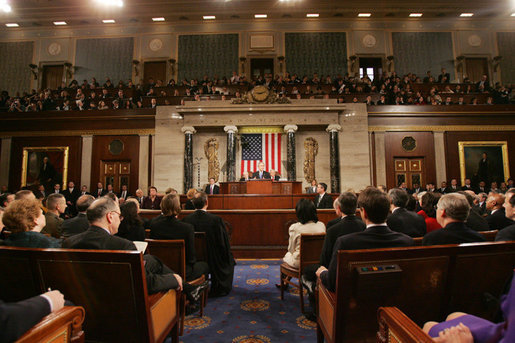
[241,133,282,175]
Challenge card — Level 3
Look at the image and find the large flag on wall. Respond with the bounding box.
[240,128,282,176]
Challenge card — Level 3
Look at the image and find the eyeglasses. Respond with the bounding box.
[110,211,124,221]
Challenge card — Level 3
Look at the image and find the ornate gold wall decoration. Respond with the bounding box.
[303,137,319,183]
[204,138,220,182]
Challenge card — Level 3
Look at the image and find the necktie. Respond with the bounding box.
[210,186,213,195]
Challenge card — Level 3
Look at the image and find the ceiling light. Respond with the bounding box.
[53,21,67,26]
[94,0,123,6]
[203,16,216,20]
[5,23,19,27]
[409,13,423,17]
[1,3,11,13]
[306,13,319,18]
[358,13,371,17]
[255,14,267,18]
[511,13,515,17]
[102,19,116,23]
[460,13,474,17]
[152,17,165,22]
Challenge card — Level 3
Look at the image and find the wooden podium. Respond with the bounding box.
[246,180,272,194]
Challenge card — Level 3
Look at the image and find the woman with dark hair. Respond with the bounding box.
[282,199,325,269]
[417,192,442,233]
[116,201,145,241]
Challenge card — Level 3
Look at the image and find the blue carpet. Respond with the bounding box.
[180,259,317,343]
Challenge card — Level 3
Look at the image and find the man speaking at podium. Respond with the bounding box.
[252,162,271,180]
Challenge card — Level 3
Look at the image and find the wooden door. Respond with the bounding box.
[100,161,131,193]
[250,58,274,79]
[42,65,64,90]
[143,61,167,84]
[394,158,425,188]
[359,57,383,81]
[464,58,488,83]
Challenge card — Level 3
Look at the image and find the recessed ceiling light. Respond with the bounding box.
[409,13,423,17]
[460,13,474,17]
[94,0,123,7]
[358,13,371,17]
[306,13,319,18]
[255,14,267,18]
[203,15,216,20]
[511,13,515,17]
[5,23,19,27]
[152,17,165,22]
[53,21,67,25]
[1,3,11,13]
[102,19,116,23]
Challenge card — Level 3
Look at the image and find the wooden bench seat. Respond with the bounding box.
[0,246,179,343]
[377,307,434,343]
[16,306,85,343]
[316,241,515,343]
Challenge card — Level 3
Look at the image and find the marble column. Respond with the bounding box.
[0,137,12,188]
[138,134,150,192]
[181,126,196,193]
[434,131,447,185]
[326,124,342,193]
[224,125,238,182]
[284,125,298,181]
[80,135,92,189]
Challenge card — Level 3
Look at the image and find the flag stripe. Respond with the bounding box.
[241,133,282,178]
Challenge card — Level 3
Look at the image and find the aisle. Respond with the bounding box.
[180,259,317,343]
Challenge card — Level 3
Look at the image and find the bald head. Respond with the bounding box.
[76,194,95,213]
[487,193,505,211]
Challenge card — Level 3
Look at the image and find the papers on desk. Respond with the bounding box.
[133,241,148,253]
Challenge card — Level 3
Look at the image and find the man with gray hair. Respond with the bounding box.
[387,188,426,237]
[495,188,515,241]
[422,193,486,245]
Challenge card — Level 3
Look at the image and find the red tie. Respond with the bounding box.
[210,186,213,195]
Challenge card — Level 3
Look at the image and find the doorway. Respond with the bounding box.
[100,160,131,193]
[143,61,167,84]
[359,57,383,81]
[250,58,274,79]
[464,58,489,83]
[394,158,425,188]
[42,65,64,90]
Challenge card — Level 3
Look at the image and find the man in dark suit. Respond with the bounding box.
[79,185,90,196]
[461,178,474,192]
[239,171,251,181]
[61,195,94,238]
[387,188,426,237]
[445,179,460,193]
[204,178,220,195]
[0,290,65,342]
[118,184,130,201]
[269,169,280,181]
[437,68,450,83]
[252,162,271,180]
[313,183,333,209]
[39,156,56,191]
[486,193,514,230]
[34,184,46,199]
[63,196,206,299]
[437,181,448,194]
[423,193,486,245]
[316,187,414,292]
[183,191,236,297]
[495,189,515,241]
[460,191,490,232]
[150,193,209,281]
[94,182,107,198]
[142,186,161,210]
[62,181,81,216]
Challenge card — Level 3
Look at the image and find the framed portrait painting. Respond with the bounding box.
[21,147,69,190]
[458,141,509,186]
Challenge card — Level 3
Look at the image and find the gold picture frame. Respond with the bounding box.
[21,146,69,189]
[458,141,509,186]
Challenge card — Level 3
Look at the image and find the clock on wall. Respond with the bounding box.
[248,85,270,102]
[47,42,62,56]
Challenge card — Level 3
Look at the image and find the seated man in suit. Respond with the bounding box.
[496,188,515,241]
[486,192,514,230]
[204,178,220,195]
[269,169,280,181]
[460,191,489,232]
[0,290,65,342]
[316,187,414,292]
[239,171,251,181]
[61,194,95,238]
[62,181,80,215]
[183,191,236,297]
[94,182,107,198]
[387,188,426,237]
[142,186,161,210]
[79,185,90,196]
[252,162,271,180]
[41,193,66,238]
[313,182,333,209]
[63,196,206,300]
[423,193,486,245]
[150,193,209,282]
[118,184,130,202]
[306,179,318,194]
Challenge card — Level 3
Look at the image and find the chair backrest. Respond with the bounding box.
[299,233,326,269]
[479,229,498,241]
[0,247,154,343]
[377,307,434,343]
[145,239,186,278]
[331,241,515,342]
[194,232,208,262]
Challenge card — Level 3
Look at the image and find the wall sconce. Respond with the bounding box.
[386,55,394,72]
[492,56,502,71]
[239,56,247,74]
[277,55,285,73]
[64,62,74,79]
[29,64,38,80]
[168,58,176,75]
[132,60,140,76]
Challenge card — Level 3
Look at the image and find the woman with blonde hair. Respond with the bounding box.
[185,188,197,210]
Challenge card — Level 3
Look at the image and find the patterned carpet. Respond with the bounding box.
[178,259,317,343]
